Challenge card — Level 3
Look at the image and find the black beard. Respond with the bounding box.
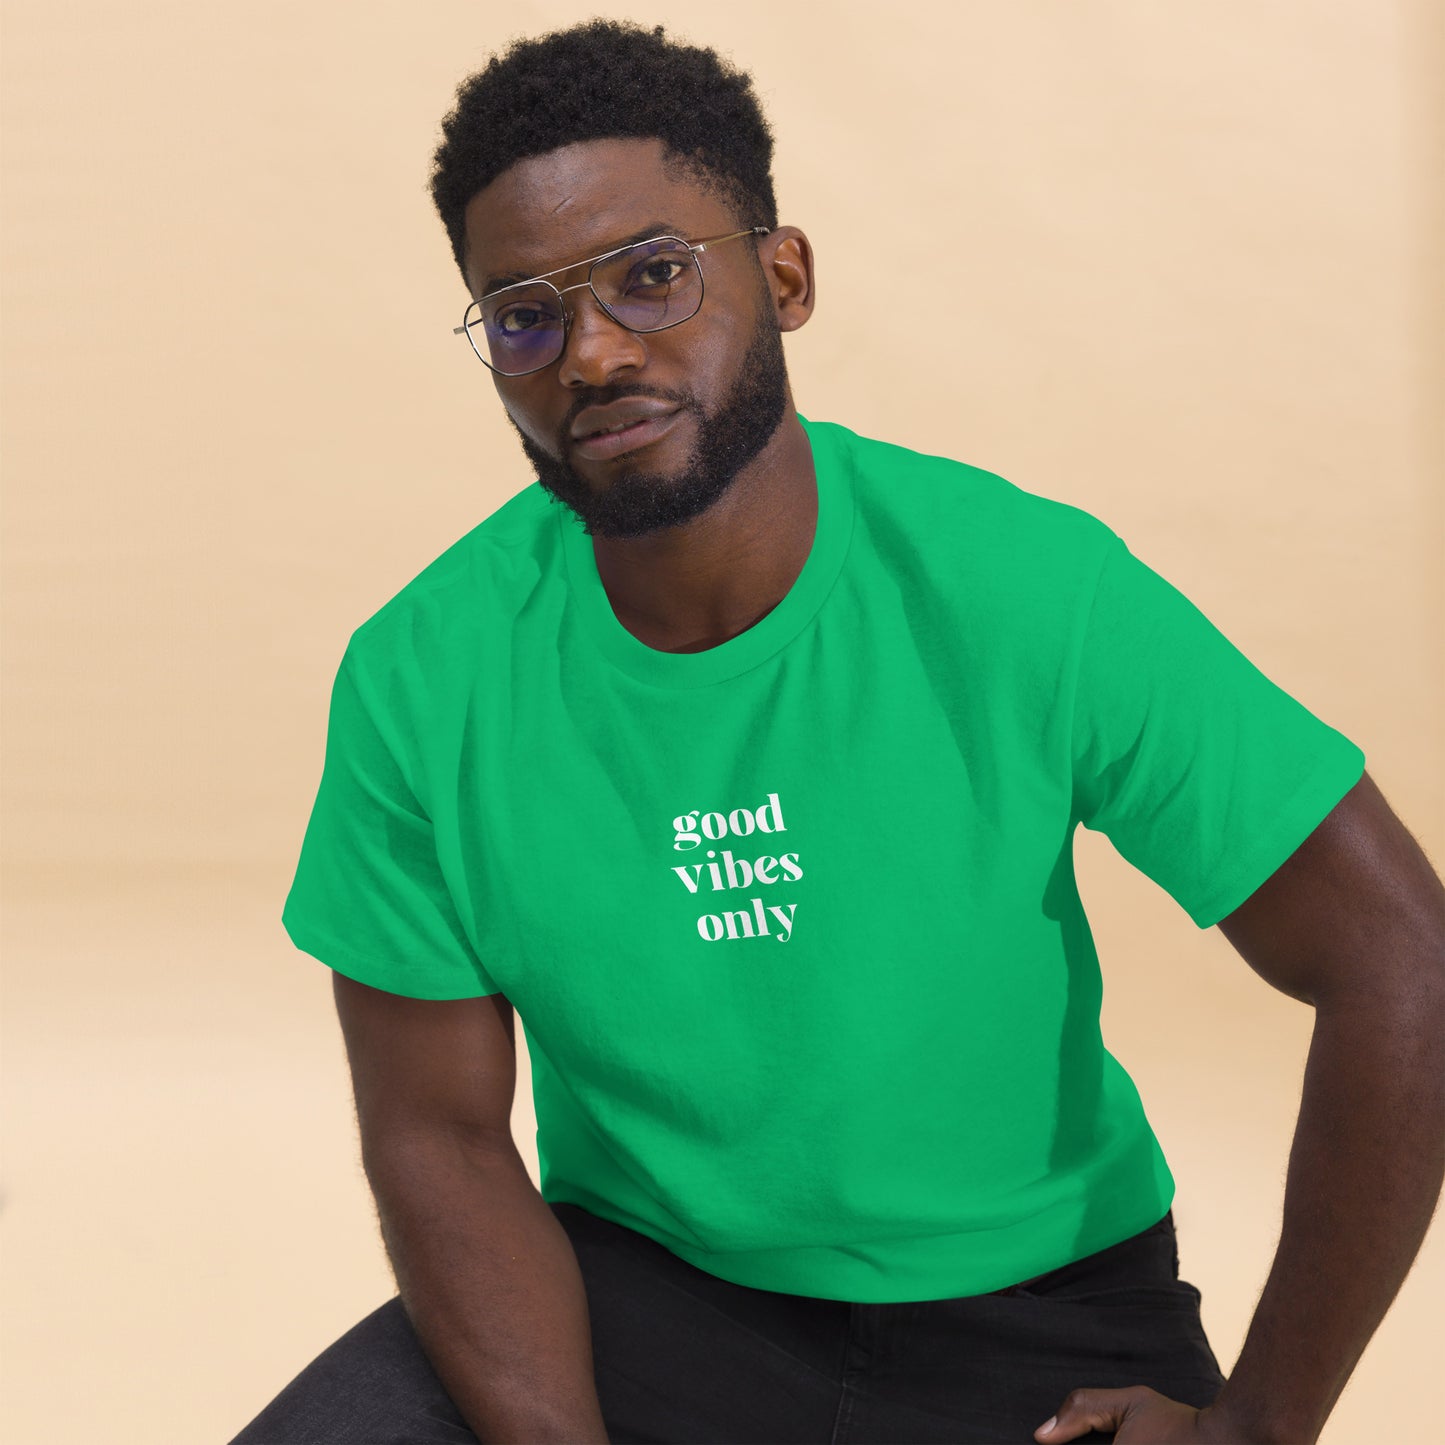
[505,308,790,540]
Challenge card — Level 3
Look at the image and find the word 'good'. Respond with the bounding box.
[673,792,786,851]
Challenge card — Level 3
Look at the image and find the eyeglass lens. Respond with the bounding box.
[464,238,703,374]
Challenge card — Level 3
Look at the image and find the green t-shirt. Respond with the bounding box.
[283,415,1365,1302]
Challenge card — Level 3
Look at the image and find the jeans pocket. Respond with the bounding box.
[1016,1277,1203,1310]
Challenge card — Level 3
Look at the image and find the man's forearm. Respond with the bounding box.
[1207,990,1445,1444]
[368,1131,611,1445]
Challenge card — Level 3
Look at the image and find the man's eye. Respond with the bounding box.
[629,259,687,289]
[497,306,550,334]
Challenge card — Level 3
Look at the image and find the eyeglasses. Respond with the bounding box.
[452,226,770,377]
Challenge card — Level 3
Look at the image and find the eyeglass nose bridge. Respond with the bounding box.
[549,276,603,335]
[548,274,662,336]
[534,272,694,374]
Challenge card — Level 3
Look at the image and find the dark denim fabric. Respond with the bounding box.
[229,1203,1226,1445]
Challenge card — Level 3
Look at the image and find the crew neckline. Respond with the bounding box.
[557,414,855,689]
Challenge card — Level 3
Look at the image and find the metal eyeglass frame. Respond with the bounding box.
[452,226,771,377]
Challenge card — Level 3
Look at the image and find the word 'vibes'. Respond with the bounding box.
[669,792,802,944]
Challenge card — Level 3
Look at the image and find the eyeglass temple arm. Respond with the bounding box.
[692,225,771,254]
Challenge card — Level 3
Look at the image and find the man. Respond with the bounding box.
[232,20,1445,1445]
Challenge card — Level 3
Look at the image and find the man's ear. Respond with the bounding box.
[763,226,815,332]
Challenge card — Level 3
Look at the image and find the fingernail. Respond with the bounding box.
[1038,1418,1057,1436]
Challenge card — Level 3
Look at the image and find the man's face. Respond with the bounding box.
[461,138,791,539]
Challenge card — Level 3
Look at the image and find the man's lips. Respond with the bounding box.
[570,409,683,462]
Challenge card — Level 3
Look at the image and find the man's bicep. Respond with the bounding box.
[331,969,519,1161]
[1216,770,1445,1008]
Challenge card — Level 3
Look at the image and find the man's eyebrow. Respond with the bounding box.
[480,222,684,296]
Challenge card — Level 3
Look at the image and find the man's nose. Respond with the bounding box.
[555,287,649,389]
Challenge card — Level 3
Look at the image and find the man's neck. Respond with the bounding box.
[589,409,818,655]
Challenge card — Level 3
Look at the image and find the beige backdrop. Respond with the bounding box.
[3,2,1442,1442]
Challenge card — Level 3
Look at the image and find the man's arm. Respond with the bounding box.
[1204,769,1445,1444]
[332,973,611,1445]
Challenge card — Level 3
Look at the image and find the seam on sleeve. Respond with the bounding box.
[283,912,502,1000]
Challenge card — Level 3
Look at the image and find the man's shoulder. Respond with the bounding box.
[345,480,557,667]
[811,415,1118,568]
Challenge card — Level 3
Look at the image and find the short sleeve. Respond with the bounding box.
[1070,533,1366,930]
[282,644,501,999]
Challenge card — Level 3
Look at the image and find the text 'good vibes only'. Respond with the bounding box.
[668,792,803,943]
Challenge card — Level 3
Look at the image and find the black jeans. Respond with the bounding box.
[230,1202,1226,1445]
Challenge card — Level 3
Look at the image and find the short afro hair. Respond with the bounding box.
[428,19,779,288]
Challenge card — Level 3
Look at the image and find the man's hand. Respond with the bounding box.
[1034,1386,1279,1443]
